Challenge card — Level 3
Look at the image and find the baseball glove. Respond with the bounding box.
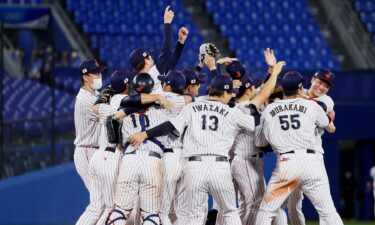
[106,115,123,144]
[199,43,220,63]
[94,86,115,105]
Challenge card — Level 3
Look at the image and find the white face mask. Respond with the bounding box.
[90,78,102,90]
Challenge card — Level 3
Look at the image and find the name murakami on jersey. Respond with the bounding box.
[269,104,308,117]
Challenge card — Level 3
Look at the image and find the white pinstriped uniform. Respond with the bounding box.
[110,103,170,225]
[226,100,287,225]
[74,88,101,190]
[149,66,163,93]
[170,99,255,225]
[76,94,125,225]
[159,93,190,225]
[286,93,335,225]
[254,98,343,225]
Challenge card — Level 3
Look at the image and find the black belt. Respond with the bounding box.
[105,147,116,153]
[188,156,228,162]
[280,149,315,155]
[163,148,174,153]
[251,152,264,158]
[125,151,161,159]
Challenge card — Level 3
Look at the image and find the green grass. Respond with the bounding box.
[306,221,373,225]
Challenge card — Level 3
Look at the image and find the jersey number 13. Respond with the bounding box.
[201,115,219,131]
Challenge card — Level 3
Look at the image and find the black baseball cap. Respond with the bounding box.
[110,69,136,93]
[79,59,105,76]
[182,68,206,86]
[210,75,234,92]
[157,70,186,94]
[226,61,245,80]
[313,69,335,86]
[129,48,150,68]
[282,71,303,93]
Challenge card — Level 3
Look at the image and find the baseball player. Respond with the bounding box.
[129,5,189,93]
[212,52,287,225]
[74,59,104,191]
[254,71,343,225]
[286,69,337,225]
[127,63,285,225]
[182,68,206,97]
[227,61,288,224]
[75,70,135,225]
[107,73,188,225]
[156,70,193,225]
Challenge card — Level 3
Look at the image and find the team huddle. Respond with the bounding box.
[73,5,343,225]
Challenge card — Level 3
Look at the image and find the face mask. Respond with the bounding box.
[90,78,102,90]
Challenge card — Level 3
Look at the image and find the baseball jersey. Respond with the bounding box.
[255,98,329,153]
[97,94,126,148]
[231,100,260,158]
[161,92,189,149]
[304,89,335,154]
[149,65,163,93]
[74,88,101,148]
[170,99,255,158]
[122,105,168,155]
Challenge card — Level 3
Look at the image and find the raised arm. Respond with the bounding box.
[251,61,286,108]
[156,6,174,74]
[166,27,189,71]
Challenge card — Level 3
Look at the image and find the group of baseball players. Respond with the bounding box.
[73,5,344,225]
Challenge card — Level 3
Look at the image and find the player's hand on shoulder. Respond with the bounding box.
[178,27,189,44]
[164,5,174,24]
[128,131,148,148]
[114,109,126,122]
[217,57,238,66]
[157,95,175,109]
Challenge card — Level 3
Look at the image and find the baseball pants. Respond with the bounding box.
[74,146,98,191]
[107,150,163,225]
[255,150,343,225]
[185,155,241,225]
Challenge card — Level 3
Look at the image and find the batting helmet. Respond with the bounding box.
[131,73,154,94]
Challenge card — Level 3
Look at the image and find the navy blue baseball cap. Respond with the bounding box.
[110,69,136,93]
[313,69,335,86]
[182,68,206,86]
[240,74,254,88]
[157,70,186,94]
[226,61,246,80]
[210,75,234,92]
[79,59,105,75]
[129,48,150,68]
[282,71,304,92]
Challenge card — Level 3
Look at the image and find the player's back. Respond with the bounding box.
[161,92,189,149]
[173,99,254,157]
[122,105,168,154]
[259,98,329,153]
[232,100,260,157]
